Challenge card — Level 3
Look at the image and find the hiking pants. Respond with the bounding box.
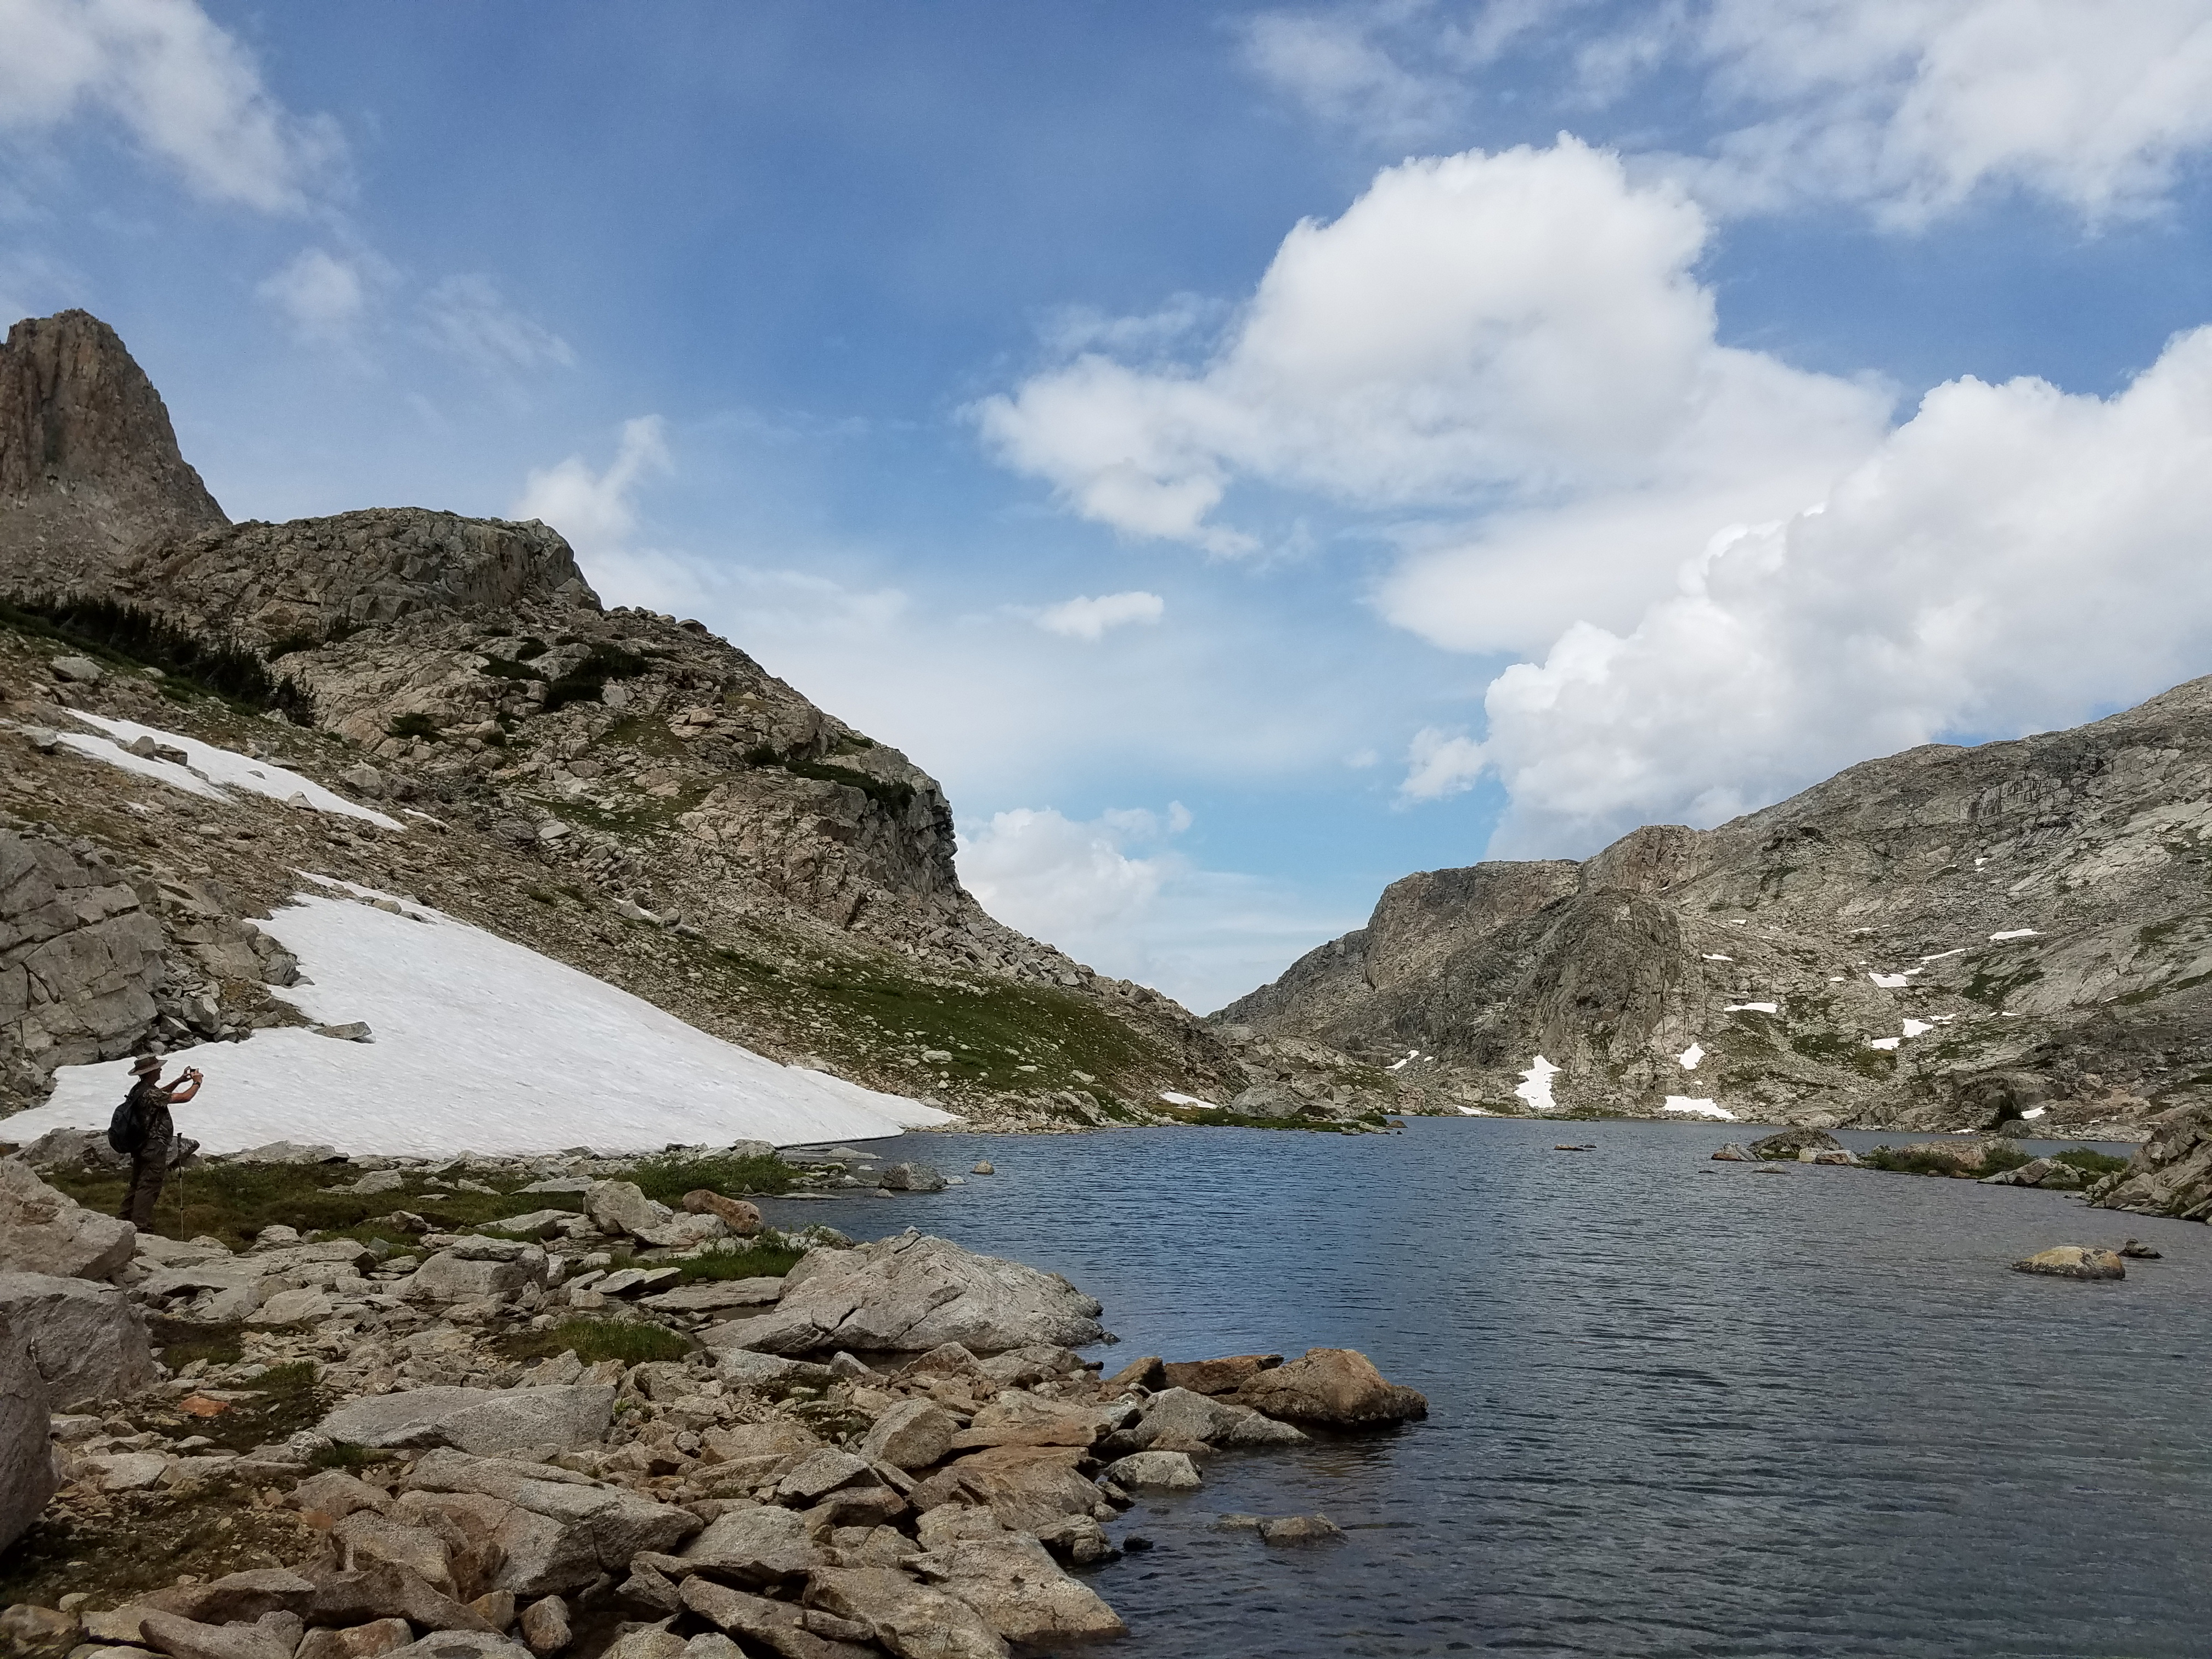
[120,1153,166,1227]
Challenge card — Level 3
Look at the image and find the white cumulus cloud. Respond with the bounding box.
[512,416,672,559]
[0,0,342,211]
[1467,325,2212,854]
[981,138,1889,648]
[1035,591,1165,640]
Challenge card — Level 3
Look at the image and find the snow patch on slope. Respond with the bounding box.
[1514,1055,1559,1113]
[1662,1096,1734,1120]
[59,712,402,829]
[12,885,950,1155]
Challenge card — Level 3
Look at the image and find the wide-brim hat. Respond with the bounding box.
[130,1054,162,1075]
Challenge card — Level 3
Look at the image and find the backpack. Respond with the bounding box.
[108,1086,149,1155]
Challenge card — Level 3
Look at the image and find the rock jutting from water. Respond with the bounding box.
[0,1149,1427,1651]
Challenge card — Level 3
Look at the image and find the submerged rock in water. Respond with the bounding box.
[2012,1245,2126,1280]
[1711,1143,1754,1161]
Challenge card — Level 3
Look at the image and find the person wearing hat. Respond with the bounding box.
[118,1054,202,1228]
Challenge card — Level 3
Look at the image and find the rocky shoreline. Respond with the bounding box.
[0,1142,1426,1658]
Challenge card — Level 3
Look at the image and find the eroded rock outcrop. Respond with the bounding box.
[1221,676,2212,1135]
[0,309,227,594]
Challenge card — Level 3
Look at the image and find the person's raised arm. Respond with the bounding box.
[167,1068,204,1104]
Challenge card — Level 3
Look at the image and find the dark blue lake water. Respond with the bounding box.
[756,1118,2212,1658]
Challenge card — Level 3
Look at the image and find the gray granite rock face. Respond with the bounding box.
[0,1158,136,1280]
[1220,676,2212,1135]
[0,1271,154,1407]
[0,309,227,594]
[0,1310,54,1553]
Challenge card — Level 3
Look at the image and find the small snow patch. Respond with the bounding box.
[1989,929,2041,942]
[1900,1019,1933,1038]
[2021,1105,2047,1119]
[1701,953,1733,962]
[1724,1002,1778,1014]
[1919,949,1965,962]
[1662,1096,1735,1120]
[1514,1056,1560,1113]
[1868,972,1918,989]
[1869,1036,1902,1051]
[63,712,402,828]
[1159,1091,1220,1110]
[1725,919,1748,927]
[1678,1042,1705,1071]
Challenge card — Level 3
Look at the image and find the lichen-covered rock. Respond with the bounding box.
[0,1271,154,1408]
[706,1232,1105,1355]
[0,1156,136,1280]
[317,1384,613,1457]
[0,1311,55,1553]
[906,1533,1127,1647]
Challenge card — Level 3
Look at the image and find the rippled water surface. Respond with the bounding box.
[756,1119,2212,1657]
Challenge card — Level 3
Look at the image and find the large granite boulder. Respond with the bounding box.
[1235,1348,1428,1427]
[2012,1245,2126,1280]
[0,1270,155,1408]
[0,1155,136,1279]
[2092,1101,2212,1220]
[0,1311,55,1552]
[701,1232,1105,1355]
[906,1532,1127,1647]
[317,1385,614,1457]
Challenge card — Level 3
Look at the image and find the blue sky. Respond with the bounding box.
[12,2,2212,1011]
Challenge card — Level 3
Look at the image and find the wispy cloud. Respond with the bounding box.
[420,274,575,374]
[1035,590,1166,640]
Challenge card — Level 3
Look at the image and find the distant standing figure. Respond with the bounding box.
[116,1054,202,1228]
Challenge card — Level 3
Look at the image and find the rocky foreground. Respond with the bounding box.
[0,1146,1426,1658]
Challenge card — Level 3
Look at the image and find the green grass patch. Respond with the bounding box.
[673,1239,806,1281]
[629,1150,795,1203]
[146,1314,244,1370]
[2117,968,2212,1006]
[37,1160,577,1250]
[496,1317,689,1366]
[2051,1147,2130,1176]
[1788,1028,1898,1079]
[1964,962,2044,1007]
[1865,1143,2032,1178]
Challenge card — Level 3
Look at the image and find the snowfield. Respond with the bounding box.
[55,712,403,830]
[10,883,952,1155]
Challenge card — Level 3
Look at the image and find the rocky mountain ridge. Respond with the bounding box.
[0,309,1389,1131]
[1221,678,2212,1139]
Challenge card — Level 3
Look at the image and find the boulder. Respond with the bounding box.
[137,1610,302,1659]
[1099,1355,1165,1392]
[1748,1128,1842,1160]
[517,1596,569,1657]
[1259,1513,1344,1544]
[0,1271,154,1408]
[1101,1450,1201,1490]
[398,1449,699,1596]
[295,1618,414,1659]
[679,1577,876,1659]
[1115,1387,1304,1451]
[857,1398,961,1470]
[306,1561,500,1633]
[2012,1245,2126,1280]
[804,1566,1009,1659]
[682,1191,763,1235]
[678,1503,821,1588]
[1235,1348,1428,1427]
[1709,1144,1754,1162]
[335,1511,460,1595]
[707,1232,1105,1355]
[642,1277,783,1314]
[408,1242,549,1304]
[2092,1101,2212,1219]
[905,1446,1110,1533]
[906,1533,1127,1647]
[0,1158,135,1280]
[16,1126,127,1171]
[318,1384,614,1456]
[877,1163,947,1194]
[586,1181,718,1247]
[0,1314,55,1553]
[709,1347,834,1391]
[289,1471,390,1523]
[949,1392,1125,1452]
[380,1636,532,1659]
[138,1571,317,1626]
[1161,1353,1282,1395]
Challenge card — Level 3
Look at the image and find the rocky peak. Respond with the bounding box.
[0,310,227,592]
[112,506,595,647]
